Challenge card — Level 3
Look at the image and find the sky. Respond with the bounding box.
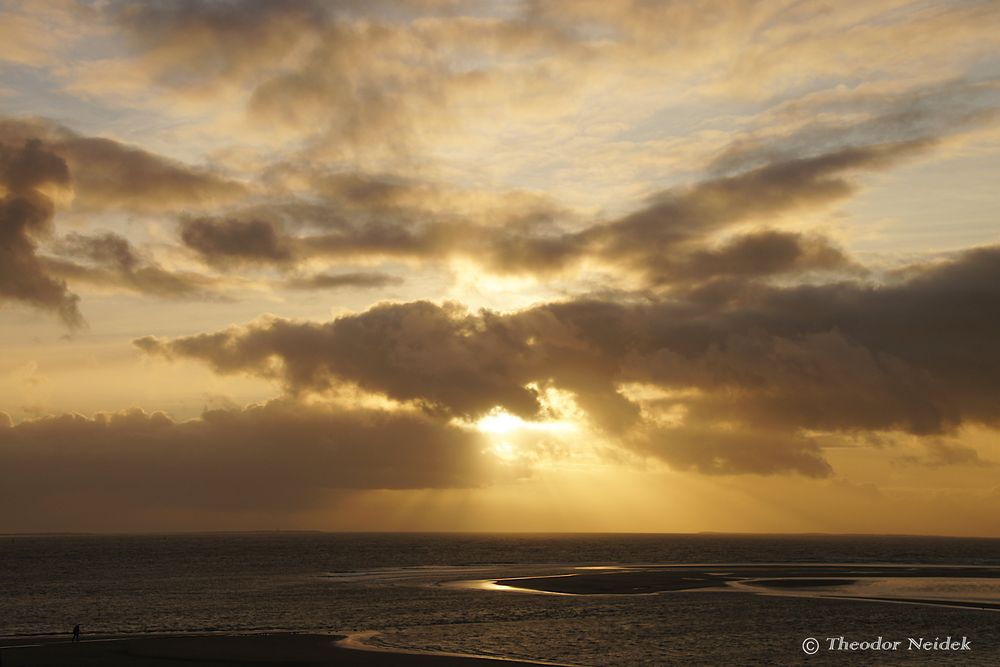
[1,0,999,535]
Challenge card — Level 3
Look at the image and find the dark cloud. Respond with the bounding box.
[137,244,1000,477]
[573,140,929,280]
[0,117,246,213]
[177,143,915,287]
[45,232,219,298]
[284,271,403,290]
[0,399,491,524]
[136,301,543,420]
[0,118,249,324]
[180,217,293,266]
[174,167,568,273]
[59,136,246,212]
[59,230,139,272]
[0,139,82,327]
[636,423,833,478]
[645,230,856,285]
[294,217,457,260]
[473,140,923,281]
[308,171,436,209]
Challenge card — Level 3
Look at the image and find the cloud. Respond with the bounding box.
[575,140,929,275]
[0,138,82,327]
[58,135,246,213]
[0,399,491,522]
[135,300,544,421]
[709,79,1000,175]
[0,109,948,306]
[0,118,248,324]
[180,217,293,267]
[45,231,220,298]
[284,271,403,290]
[137,243,1000,477]
[77,0,1000,171]
[0,117,246,213]
[921,439,991,467]
[101,1,454,160]
[173,168,570,274]
[642,229,855,286]
[471,139,925,282]
[175,142,916,286]
[0,0,93,67]
[110,0,330,93]
[635,422,833,478]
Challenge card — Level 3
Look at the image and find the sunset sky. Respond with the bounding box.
[1,0,999,535]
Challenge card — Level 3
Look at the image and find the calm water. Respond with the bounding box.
[1,533,998,665]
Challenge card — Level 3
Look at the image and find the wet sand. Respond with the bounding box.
[0,634,556,666]
[494,564,1000,606]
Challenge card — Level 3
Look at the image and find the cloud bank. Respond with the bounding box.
[0,400,490,524]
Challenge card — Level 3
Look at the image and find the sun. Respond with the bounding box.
[474,406,580,462]
[475,408,577,436]
[476,410,527,435]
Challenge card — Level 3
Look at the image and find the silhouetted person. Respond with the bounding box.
[72,624,80,642]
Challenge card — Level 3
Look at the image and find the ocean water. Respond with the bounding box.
[1,533,998,665]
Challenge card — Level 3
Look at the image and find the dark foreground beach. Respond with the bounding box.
[0,634,558,667]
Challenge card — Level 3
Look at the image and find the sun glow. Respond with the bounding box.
[492,441,516,460]
[475,408,577,436]
[474,406,581,464]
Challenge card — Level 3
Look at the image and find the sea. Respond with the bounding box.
[1,533,998,665]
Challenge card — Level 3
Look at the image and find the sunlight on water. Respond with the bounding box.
[833,577,1000,603]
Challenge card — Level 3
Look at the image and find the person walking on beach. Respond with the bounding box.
[72,624,80,642]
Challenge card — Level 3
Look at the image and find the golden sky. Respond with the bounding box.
[1,0,999,535]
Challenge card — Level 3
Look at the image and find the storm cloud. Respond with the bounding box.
[0,399,491,523]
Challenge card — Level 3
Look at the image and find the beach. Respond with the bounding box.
[4,534,999,665]
[0,634,558,666]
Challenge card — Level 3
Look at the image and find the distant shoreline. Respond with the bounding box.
[3,530,1000,539]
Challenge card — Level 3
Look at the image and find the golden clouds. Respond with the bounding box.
[1,1,999,532]
[136,244,1000,478]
